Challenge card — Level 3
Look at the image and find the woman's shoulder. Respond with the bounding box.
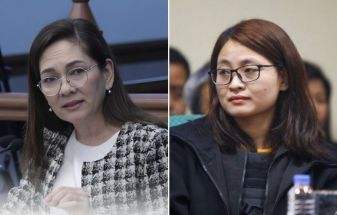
[170,116,216,154]
[42,127,71,156]
[121,121,167,136]
[43,127,70,141]
[320,141,337,163]
[170,116,209,139]
[118,121,167,146]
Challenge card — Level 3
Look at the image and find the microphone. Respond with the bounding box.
[0,138,23,154]
[0,135,16,148]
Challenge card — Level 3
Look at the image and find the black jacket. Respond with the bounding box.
[170,117,337,215]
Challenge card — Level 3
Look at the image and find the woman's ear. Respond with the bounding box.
[279,70,289,91]
[103,58,114,90]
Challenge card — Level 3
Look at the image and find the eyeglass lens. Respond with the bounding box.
[212,65,260,85]
[39,67,89,96]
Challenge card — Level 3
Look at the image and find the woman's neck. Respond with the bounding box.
[73,114,120,146]
[235,111,274,149]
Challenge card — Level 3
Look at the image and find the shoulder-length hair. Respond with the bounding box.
[207,19,324,159]
[24,18,165,182]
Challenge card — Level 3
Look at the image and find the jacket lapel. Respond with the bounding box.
[220,149,246,215]
[41,129,70,197]
[195,136,231,209]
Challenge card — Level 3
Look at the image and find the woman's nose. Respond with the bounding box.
[58,76,74,95]
[228,73,245,91]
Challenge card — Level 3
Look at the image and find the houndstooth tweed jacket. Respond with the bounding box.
[2,121,168,215]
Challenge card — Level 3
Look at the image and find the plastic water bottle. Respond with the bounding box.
[287,174,315,215]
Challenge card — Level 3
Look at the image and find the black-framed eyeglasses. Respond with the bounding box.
[208,64,280,85]
[37,64,98,96]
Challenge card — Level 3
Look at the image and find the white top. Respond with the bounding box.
[50,130,119,214]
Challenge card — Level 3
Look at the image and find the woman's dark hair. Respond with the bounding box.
[207,19,324,159]
[304,61,333,143]
[24,18,165,182]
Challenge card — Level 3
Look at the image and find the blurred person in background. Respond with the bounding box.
[170,48,190,115]
[183,62,211,114]
[305,61,335,144]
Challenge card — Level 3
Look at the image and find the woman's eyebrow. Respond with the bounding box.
[40,60,86,75]
[40,68,55,75]
[65,60,86,69]
[217,59,231,67]
[217,58,261,68]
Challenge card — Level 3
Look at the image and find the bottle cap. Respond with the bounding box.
[293,174,311,185]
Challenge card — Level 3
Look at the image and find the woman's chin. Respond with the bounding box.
[58,113,86,125]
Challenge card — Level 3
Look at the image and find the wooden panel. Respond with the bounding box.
[0,93,168,123]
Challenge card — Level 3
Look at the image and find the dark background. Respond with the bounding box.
[0,0,168,93]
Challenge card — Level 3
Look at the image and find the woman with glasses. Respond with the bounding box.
[2,19,167,215]
[170,19,337,215]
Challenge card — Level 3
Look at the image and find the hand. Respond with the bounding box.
[44,186,91,215]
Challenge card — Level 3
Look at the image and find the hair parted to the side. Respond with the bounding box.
[207,18,325,160]
[24,18,166,183]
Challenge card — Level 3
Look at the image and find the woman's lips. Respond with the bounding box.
[62,100,83,110]
[228,96,249,104]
